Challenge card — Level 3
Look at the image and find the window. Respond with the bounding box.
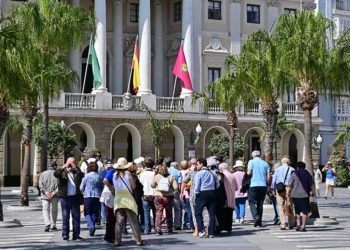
[247,4,260,24]
[208,68,221,83]
[336,0,350,11]
[208,0,222,20]
[174,1,182,22]
[130,3,139,23]
[284,8,297,15]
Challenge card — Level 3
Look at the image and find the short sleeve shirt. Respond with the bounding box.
[248,157,270,187]
[104,168,115,185]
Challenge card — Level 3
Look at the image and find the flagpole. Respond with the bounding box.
[170,76,178,110]
[126,35,138,94]
[81,34,93,107]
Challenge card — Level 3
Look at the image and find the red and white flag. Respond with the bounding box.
[173,44,193,91]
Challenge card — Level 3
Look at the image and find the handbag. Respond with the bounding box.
[183,180,192,191]
[276,167,290,194]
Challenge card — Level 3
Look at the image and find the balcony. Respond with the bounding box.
[51,92,312,118]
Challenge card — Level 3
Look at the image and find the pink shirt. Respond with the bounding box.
[233,171,248,198]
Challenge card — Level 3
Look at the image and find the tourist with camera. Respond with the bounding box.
[54,157,84,241]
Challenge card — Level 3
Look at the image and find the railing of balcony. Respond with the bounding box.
[156,97,184,112]
[283,102,303,116]
[112,95,142,111]
[244,102,261,115]
[208,101,225,114]
[65,93,95,109]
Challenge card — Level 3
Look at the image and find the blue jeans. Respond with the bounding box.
[235,197,247,220]
[248,186,267,221]
[182,197,194,229]
[84,197,100,231]
[100,202,107,223]
[195,190,216,236]
[60,196,81,239]
[142,199,155,232]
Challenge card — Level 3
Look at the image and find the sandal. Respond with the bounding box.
[136,241,147,247]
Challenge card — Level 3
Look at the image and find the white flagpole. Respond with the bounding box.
[170,76,178,110]
[126,35,138,94]
[80,34,93,107]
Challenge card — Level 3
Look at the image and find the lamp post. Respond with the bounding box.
[60,120,65,129]
[312,134,323,150]
[190,124,202,145]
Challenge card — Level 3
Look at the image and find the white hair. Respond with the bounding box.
[218,163,229,170]
[207,156,217,167]
[251,150,261,158]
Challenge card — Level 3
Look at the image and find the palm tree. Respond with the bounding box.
[193,56,252,166]
[333,123,350,147]
[239,29,289,161]
[13,0,95,174]
[274,11,350,171]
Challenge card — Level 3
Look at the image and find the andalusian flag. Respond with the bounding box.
[173,44,193,90]
[131,36,140,94]
[88,39,102,89]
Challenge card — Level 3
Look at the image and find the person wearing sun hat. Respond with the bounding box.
[111,157,146,247]
[233,160,248,224]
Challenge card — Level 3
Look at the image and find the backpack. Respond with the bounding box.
[158,176,170,192]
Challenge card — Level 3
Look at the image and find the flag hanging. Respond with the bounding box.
[131,36,140,94]
[88,39,102,89]
[173,44,193,91]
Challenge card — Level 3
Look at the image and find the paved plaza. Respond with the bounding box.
[0,184,349,250]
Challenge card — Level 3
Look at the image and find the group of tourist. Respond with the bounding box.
[38,150,326,246]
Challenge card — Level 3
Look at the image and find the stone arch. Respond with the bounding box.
[68,122,95,159]
[243,127,264,160]
[160,126,185,162]
[202,126,229,157]
[110,123,141,161]
[281,129,305,165]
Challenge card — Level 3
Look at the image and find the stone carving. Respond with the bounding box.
[124,36,136,57]
[267,0,278,6]
[166,37,182,57]
[203,34,228,53]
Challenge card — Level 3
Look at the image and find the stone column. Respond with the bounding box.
[230,0,241,56]
[112,0,124,94]
[69,0,81,93]
[138,0,152,95]
[181,0,193,97]
[267,1,278,31]
[153,0,163,96]
[94,0,107,92]
[192,0,202,92]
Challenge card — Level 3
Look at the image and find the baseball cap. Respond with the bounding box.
[48,160,57,168]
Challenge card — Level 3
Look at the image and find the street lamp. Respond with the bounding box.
[190,124,202,145]
[312,134,323,150]
[60,120,65,129]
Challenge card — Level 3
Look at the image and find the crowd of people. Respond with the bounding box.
[38,150,323,247]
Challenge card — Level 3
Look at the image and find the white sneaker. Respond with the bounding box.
[239,218,245,224]
[235,219,240,223]
[198,231,207,238]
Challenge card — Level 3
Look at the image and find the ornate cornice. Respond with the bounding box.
[202,35,229,54]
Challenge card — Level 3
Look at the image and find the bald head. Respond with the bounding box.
[66,157,76,166]
[281,157,290,165]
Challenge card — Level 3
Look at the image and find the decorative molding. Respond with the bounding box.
[166,37,182,57]
[267,0,278,6]
[230,0,242,3]
[202,34,229,54]
[124,36,137,57]
[112,0,125,4]
[153,0,163,6]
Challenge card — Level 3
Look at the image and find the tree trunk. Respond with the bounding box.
[41,97,49,173]
[303,109,313,173]
[226,109,238,167]
[20,103,38,206]
[261,101,279,161]
[0,100,9,220]
[297,86,318,173]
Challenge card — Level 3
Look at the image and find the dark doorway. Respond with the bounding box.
[81,46,93,93]
[127,132,133,162]
[289,134,298,167]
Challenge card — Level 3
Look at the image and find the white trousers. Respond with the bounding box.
[42,197,59,227]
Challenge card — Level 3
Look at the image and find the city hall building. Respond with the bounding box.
[0,0,324,186]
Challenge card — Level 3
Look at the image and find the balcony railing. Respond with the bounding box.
[208,102,225,114]
[112,95,142,111]
[156,97,184,112]
[65,93,95,109]
[244,102,262,115]
[283,102,303,116]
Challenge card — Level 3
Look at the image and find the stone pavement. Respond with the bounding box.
[0,184,349,250]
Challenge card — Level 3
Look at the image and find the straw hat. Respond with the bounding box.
[113,157,132,170]
[233,160,244,168]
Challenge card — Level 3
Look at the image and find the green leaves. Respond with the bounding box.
[208,133,245,161]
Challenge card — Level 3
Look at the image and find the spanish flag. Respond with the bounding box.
[131,36,140,94]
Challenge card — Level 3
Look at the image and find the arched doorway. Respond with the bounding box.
[110,124,141,161]
[159,126,184,162]
[244,127,264,161]
[3,128,22,186]
[281,129,305,165]
[81,46,110,93]
[202,126,229,157]
[68,122,95,161]
[289,134,298,167]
